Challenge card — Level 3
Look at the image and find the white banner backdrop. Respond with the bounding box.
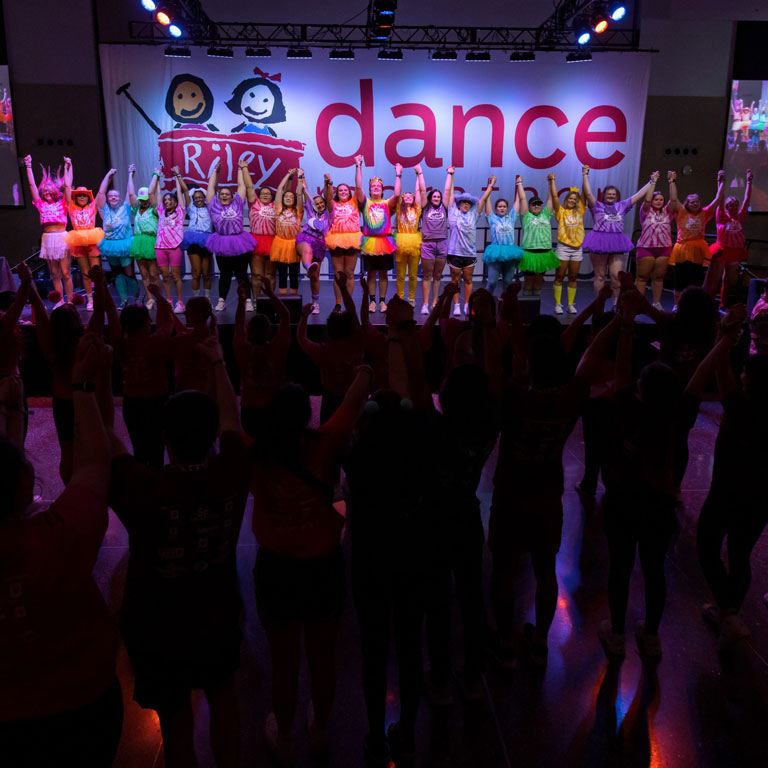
[99,46,650,233]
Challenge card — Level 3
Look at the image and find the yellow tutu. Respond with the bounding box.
[670,239,709,266]
[325,231,361,251]
[395,232,422,260]
[270,235,299,264]
[65,228,104,248]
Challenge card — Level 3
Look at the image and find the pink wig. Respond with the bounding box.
[38,164,64,200]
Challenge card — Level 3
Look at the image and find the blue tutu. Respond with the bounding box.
[182,229,212,249]
[484,243,523,263]
[98,236,133,258]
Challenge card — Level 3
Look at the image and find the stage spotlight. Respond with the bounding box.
[592,13,609,33]
[245,47,271,58]
[372,0,397,17]
[509,51,535,62]
[465,50,491,63]
[329,48,355,60]
[287,47,313,59]
[141,0,157,10]
[431,49,458,61]
[207,46,234,58]
[608,2,627,20]
[574,21,591,45]
[169,24,182,38]
[156,10,171,25]
[566,50,593,63]
[378,48,403,60]
[164,46,191,57]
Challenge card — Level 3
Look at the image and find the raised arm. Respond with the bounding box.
[295,169,305,219]
[5,261,32,330]
[517,175,528,217]
[236,163,247,201]
[340,365,374,415]
[23,156,40,202]
[355,155,365,205]
[86,265,108,335]
[63,156,73,204]
[263,277,290,346]
[415,164,427,207]
[323,173,334,213]
[629,172,656,207]
[666,170,680,214]
[126,163,137,207]
[582,165,596,208]
[95,168,116,210]
[390,163,402,211]
[740,168,753,216]
[561,283,612,354]
[445,166,455,208]
[478,174,495,213]
[26,270,53,360]
[206,160,220,204]
[705,170,726,212]
[148,167,163,206]
[171,166,189,207]
[274,169,293,215]
[240,160,256,203]
[197,332,241,435]
[336,271,360,328]
[548,173,560,213]
[174,172,183,207]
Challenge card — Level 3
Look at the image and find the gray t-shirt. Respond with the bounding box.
[421,203,448,241]
[447,205,479,258]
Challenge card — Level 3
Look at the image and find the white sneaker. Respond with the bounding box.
[245,298,255,312]
[567,304,578,314]
[653,302,663,310]
[452,303,461,316]
[311,301,320,315]
[145,297,155,310]
[215,298,226,312]
[554,304,564,315]
[369,300,376,313]
[408,298,415,307]
[52,299,65,309]
[598,619,626,660]
[380,300,387,313]
[421,304,429,315]
[86,299,94,311]
[463,302,469,315]
[173,300,185,314]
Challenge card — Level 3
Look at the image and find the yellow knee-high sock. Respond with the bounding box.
[553,284,563,305]
[567,284,577,305]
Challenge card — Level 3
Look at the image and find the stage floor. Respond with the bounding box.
[23,277,677,326]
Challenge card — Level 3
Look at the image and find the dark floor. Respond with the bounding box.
[25,276,678,328]
[24,395,768,768]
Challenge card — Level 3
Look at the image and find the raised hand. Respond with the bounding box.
[301,303,314,318]
[650,170,660,183]
[237,282,249,301]
[262,276,274,296]
[63,156,72,169]
[414,163,423,175]
[547,173,555,182]
[171,165,181,176]
[667,170,677,182]
[442,281,460,298]
[354,155,364,167]
[335,270,348,289]
[23,154,31,167]
[394,163,403,175]
[128,164,136,175]
[447,166,455,175]
[582,165,590,175]
[107,168,117,178]
[618,270,635,294]
[324,173,332,185]
[147,282,165,300]
[516,174,523,185]
[717,169,726,183]
[88,264,106,285]
[747,168,754,183]
[359,273,368,294]
[597,283,613,302]
[238,159,249,170]
[14,260,32,285]
[488,174,497,187]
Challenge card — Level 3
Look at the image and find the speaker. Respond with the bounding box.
[518,295,541,322]
[255,295,303,323]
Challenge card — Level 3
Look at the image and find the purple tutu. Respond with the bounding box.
[296,232,327,263]
[582,230,634,254]
[182,229,212,249]
[206,230,257,257]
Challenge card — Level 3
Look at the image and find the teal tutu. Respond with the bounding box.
[99,236,133,258]
[520,248,560,273]
[130,232,157,260]
[484,243,523,263]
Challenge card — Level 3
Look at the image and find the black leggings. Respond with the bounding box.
[604,492,675,634]
[674,261,705,293]
[425,508,487,680]
[217,253,250,300]
[122,394,167,470]
[580,397,612,496]
[0,678,123,768]
[276,262,299,291]
[697,493,768,613]
[352,556,424,745]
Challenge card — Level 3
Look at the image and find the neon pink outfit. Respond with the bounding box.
[34,198,67,226]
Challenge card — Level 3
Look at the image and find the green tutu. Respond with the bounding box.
[130,232,157,260]
[520,248,560,274]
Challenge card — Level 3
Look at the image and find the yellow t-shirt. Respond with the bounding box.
[396,202,422,235]
[555,201,585,248]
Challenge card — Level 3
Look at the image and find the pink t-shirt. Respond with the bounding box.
[637,204,673,248]
[715,207,748,249]
[155,204,186,249]
[68,200,97,230]
[34,198,67,226]
[329,200,361,234]
[249,199,276,236]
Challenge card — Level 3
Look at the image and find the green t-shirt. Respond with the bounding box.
[134,206,158,236]
[521,208,553,251]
